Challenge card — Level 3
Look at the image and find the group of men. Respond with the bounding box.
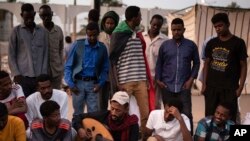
[0,2,248,141]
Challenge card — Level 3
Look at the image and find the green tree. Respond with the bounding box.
[101,0,123,7]
[41,0,49,4]
[227,2,240,8]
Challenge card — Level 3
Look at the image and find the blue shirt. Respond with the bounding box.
[194,116,234,141]
[155,38,200,93]
[64,39,109,88]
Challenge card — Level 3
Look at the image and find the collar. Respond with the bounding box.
[143,31,166,39]
[84,38,100,48]
[20,22,38,29]
[39,22,58,32]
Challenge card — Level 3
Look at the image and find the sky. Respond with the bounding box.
[0,0,249,10]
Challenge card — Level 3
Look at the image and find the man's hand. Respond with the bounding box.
[182,79,193,90]
[12,98,25,108]
[78,128,92,139]
[93,84,100,93]
[168,106,182,121]
[201,83,206,95]
[13,75,23,84]
[70,86,80,95]
[156,80,167,89]
[236,85,244,97]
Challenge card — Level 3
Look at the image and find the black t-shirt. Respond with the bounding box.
[205,35,248,89]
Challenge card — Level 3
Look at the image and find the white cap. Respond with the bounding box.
[111,91,129,105]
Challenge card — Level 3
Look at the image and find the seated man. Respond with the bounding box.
[0,70,28,128]
[145,98,192,141]
[73,91,139,141]
[26,74,68,125]
[27,100,76,140]
[194,102,234,141]
[0,102,26,141]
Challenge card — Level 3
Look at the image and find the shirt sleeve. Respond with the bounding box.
[146,111,155,130]
[64,42,78,88]
[25,97,34,126]
[191,42,200,78]
[238,38,248,60]
[194,120,207,138]
[60,92,69,119]
[14,117,27,141]
[42,29,49,74]
[14,84,25,99]
[98,46,109,87]
[155,42,165,81]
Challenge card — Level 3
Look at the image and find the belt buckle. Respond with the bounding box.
[85,77,90,81]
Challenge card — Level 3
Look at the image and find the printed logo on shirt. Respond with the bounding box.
[211,47,229,72]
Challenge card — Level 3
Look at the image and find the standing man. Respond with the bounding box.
[8,3,48,97]
[39,5,64,89]
[99,10,120,110]
[25,74,68,125]
[143,14,168,109]
[64,22,109,115]
[155,18,200,134]
[202,13,248,122]
[109,6,152,139]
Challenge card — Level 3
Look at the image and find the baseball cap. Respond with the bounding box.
[111,91,129,105]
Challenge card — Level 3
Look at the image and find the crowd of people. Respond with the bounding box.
[0,2,249,141]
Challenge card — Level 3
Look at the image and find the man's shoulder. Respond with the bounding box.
[26,92,39,102]
[31,119,43,130]
[52,89,68,98]
[58,119,72,130]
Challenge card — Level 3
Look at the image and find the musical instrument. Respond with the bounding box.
[76,118,114,141]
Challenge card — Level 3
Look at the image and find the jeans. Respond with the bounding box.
[162,88,193,135]
[72,80,99,116]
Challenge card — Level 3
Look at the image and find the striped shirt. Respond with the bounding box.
[116,37,146,84]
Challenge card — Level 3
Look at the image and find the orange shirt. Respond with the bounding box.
[0,115,26,141]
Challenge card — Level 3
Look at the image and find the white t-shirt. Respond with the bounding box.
[0,84,25,104]
[25,89,68,124]
[146,110,190,141]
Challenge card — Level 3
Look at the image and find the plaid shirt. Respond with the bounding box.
[194,116,234,141]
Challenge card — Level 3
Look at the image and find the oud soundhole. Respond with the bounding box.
[92,126,95,131]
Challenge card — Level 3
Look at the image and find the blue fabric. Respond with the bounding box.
[194,116,234,141]
[155,38,200,93]
[72,80,99,115]
[64,39,109,88]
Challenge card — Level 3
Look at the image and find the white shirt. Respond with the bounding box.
[146,110,190,141]
[143,32,168,78]
[0,84,25,104]
[25,89,68,125]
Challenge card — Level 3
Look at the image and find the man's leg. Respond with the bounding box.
[85,81,99,113]
[99,81,110,111]
[72,80,86,115]
[154,81,163,109]
[51,74,62,90]
[18,76,36,97]
[204,86,219,117]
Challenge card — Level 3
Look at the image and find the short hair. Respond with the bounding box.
[171,18,184,26]
[163,98,183,112]
[211,13,230,25]
[21,3,34,13]
[0,70,9,79]
[86,22,100,33]
[36,74,51,84]
[40,100,60,117]
[88,9,100,23]
[0,102,8,117]
[217,102,232,115]
[150,14,164,24]
[125,6,140,21]
[65,36,72,43]
[39,4,52,11]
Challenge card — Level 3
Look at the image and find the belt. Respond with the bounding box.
[75,76,97,81]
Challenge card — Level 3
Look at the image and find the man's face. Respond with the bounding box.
[213,105,230,126]
[0,115,8,130]
[133,11,142,27]
[104,17,116,34]
[150,18,163,35]
[110,101,127,121]
[44,110,60,127]
[38,80,53,100]
[213,21,229,36]
[21,11,35,27]
[0,76,12,100]
[164,105,175,122]
[86,29,99,46]
[39,8,53,26]
[171,24,185,40]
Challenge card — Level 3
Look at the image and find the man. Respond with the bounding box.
[8,3,48,97]
[142,14,168,109]
[202,13,248,122]
[99,10,120,110]
[64,36,73,61]
[145,98,192,141]
[194,102,234,141]
[88,9,100,23]
[28,100,76,141]
[0,102,26,141]
[73,91,139,141]
[64,22,109,115]
[155,18,200,134]
[39,5,64,89]
[0,70,28,128]
[109,6,152,138]
[26,74,68,125]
